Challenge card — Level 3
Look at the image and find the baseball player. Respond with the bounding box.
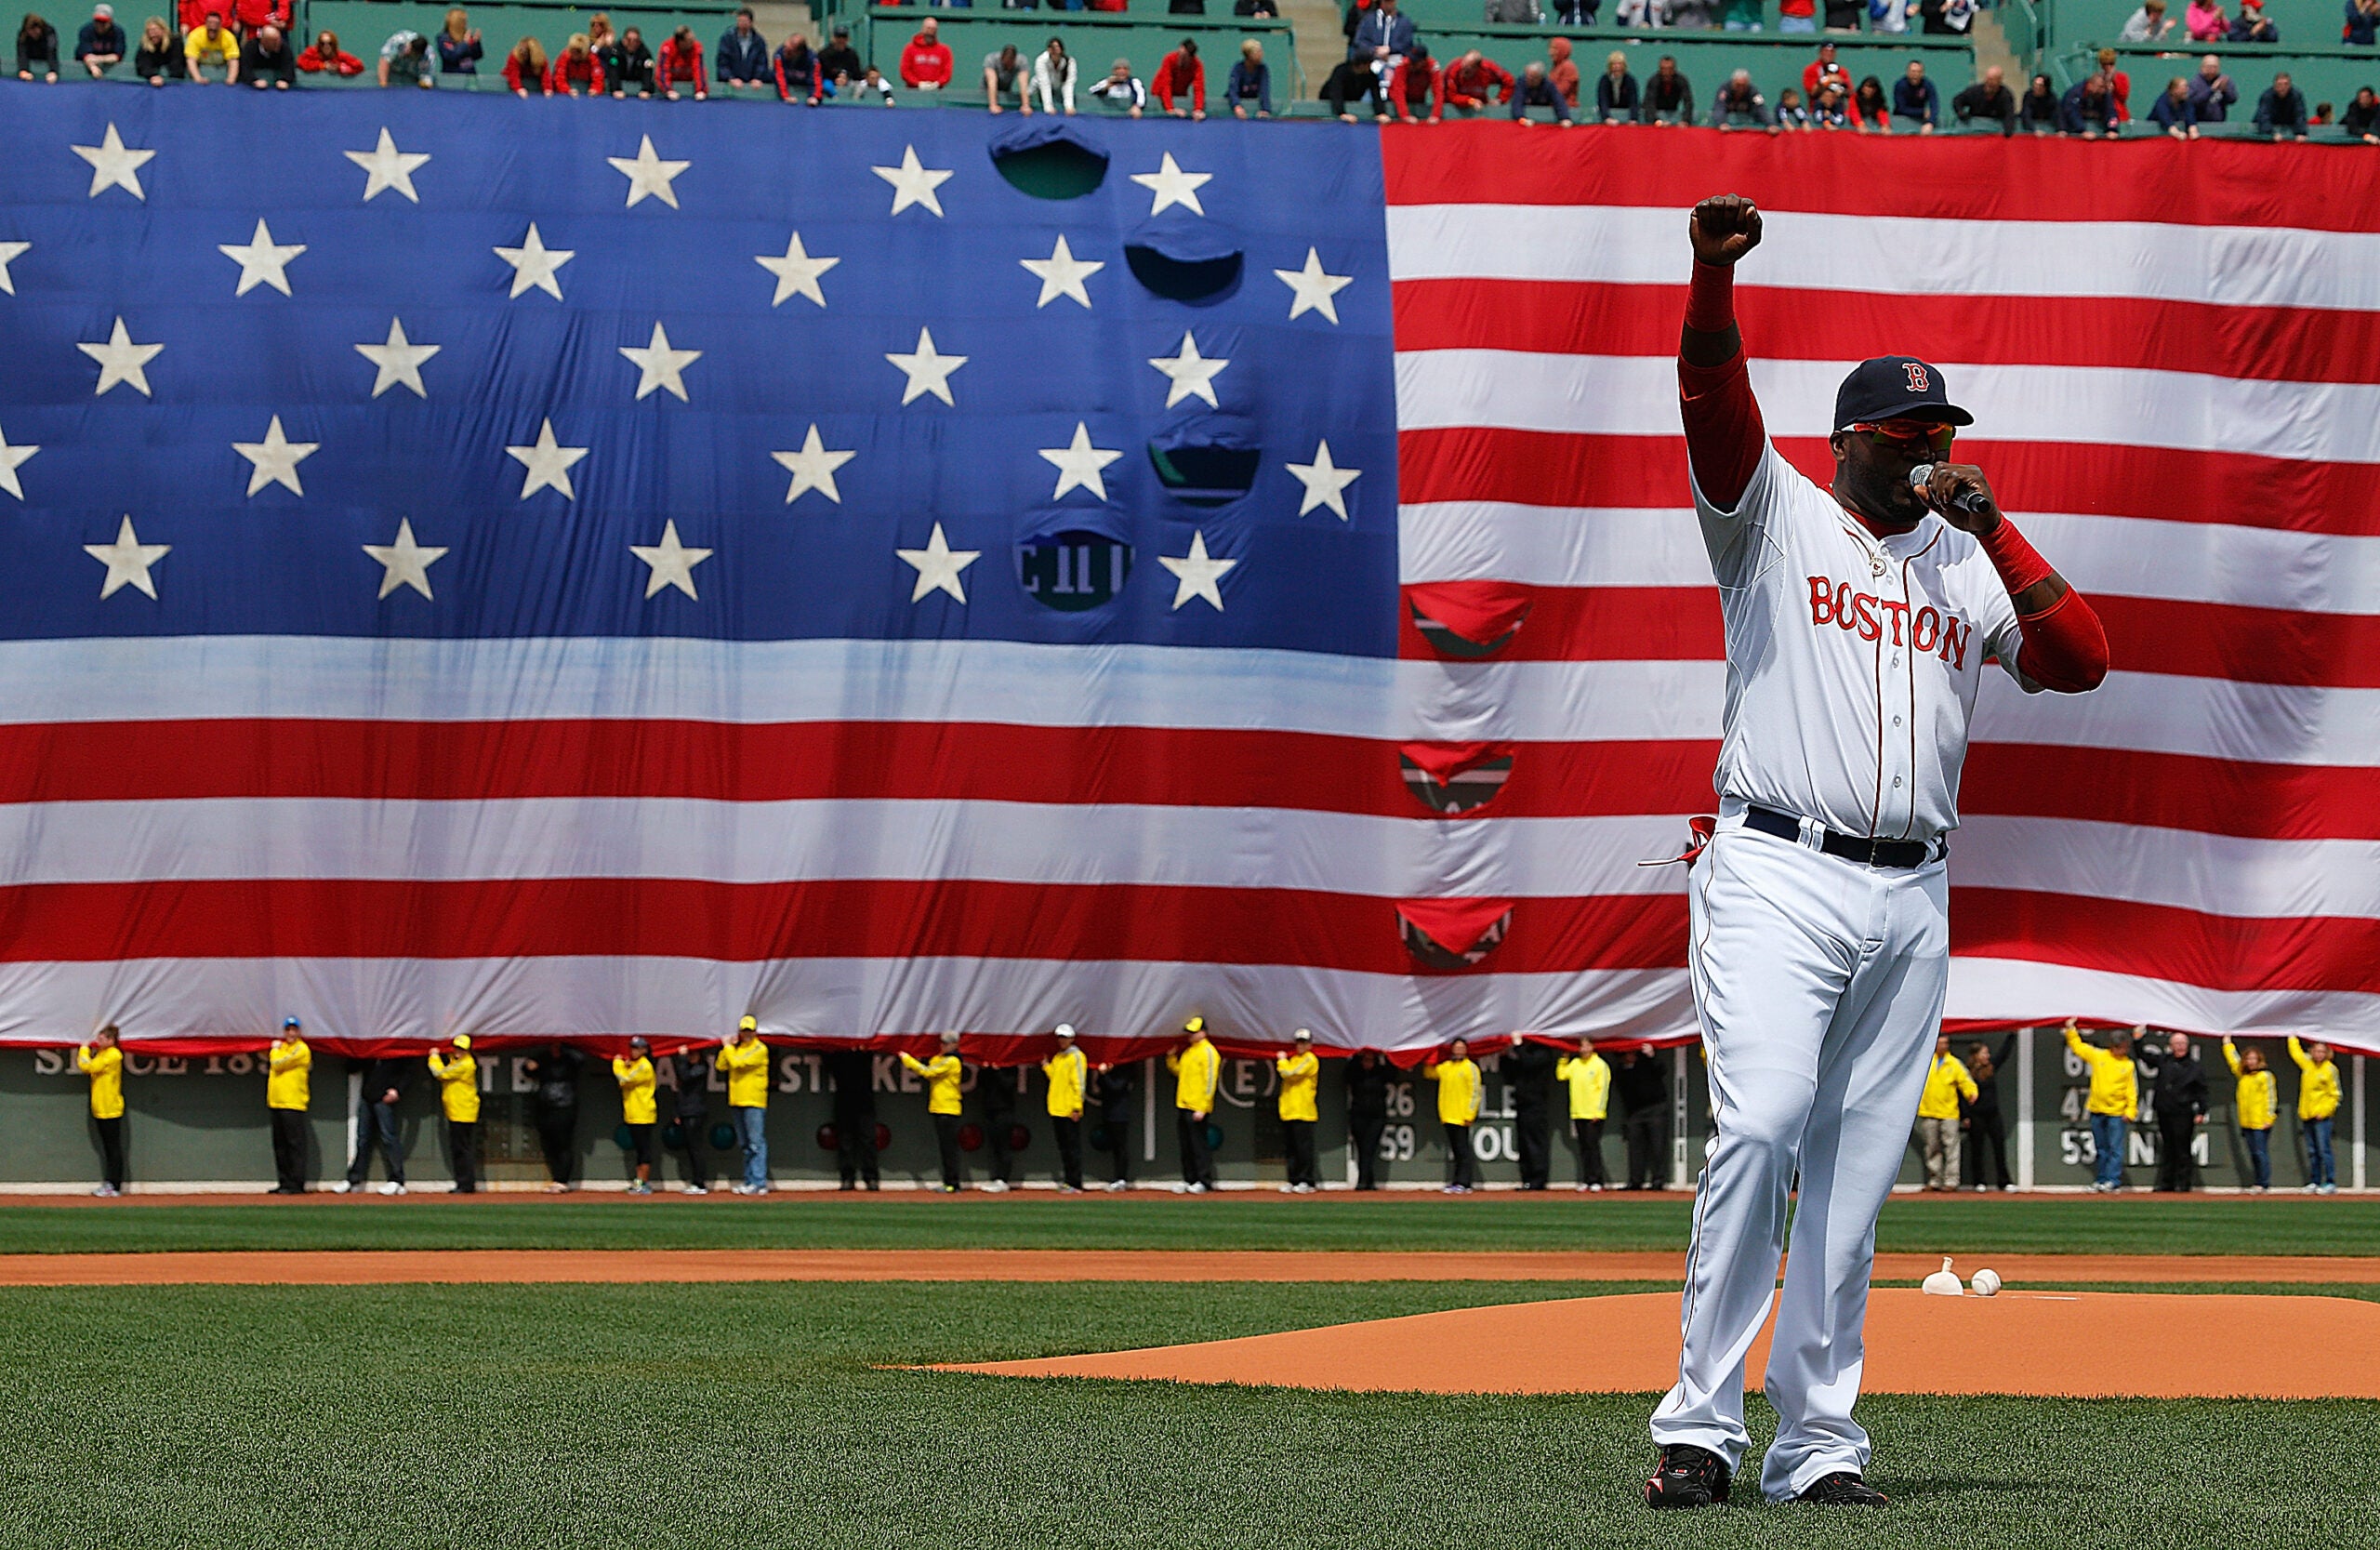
[1645,194,2109,1511]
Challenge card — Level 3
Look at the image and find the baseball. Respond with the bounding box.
[1970,1268,2003,1298]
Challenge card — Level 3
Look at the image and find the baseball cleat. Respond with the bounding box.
[1794,1472,1888,1506]
[1644,1444,1730,1509]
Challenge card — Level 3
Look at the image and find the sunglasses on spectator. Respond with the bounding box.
[1844,420,1957,455]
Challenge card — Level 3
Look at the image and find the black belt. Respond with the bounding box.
[1743,805,1939,869]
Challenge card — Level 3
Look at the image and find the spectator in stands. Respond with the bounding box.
[1353,0,1413,63]
[1485,0,1541,20]
[850,62,895,104]
[2185,0,2227,39]
[775,33,817,102]
[549,32,601,95]
[658,23,705,99]
[900,1036,964,1192]
[1153,37,1207,117]
[1440,48,1513,116]
[436,7,478,73]
[1821,0,1862,29]
[1557,1038,1611,1190]
[1546,34,1578,105]
[2149,73,2201,135]
[1779,0,1817,31]
[502,35,546,93]
[2121,0,2175,37]
[232,0,287,39]
[897,14,948,91]
[2222,1039,2276,1191]
[1512,59,1575,122]
[1914,1035,1977,1190]
[74,1026,126,1198]
[339,1052,410,1195]
[1919,0,1973,33]
[523,1042,581,1189]
[1812,76,1855,126]
[18,11,60,77]
[240,22,292,86]
[1894,58,1939,129]
[816,22,859,92]
[2096,46,2132,118]
[2255,70,2310,137]
[2187,53,2237,119]
[1237,0,1280,13]
[378,27,430,86]
[716,5,764,86]
[1960,1036,2015,1190]
[1709,67,1773,126]
[718,1016,771,1194]
[1638,53,1690,121]
[1425,1038,1483,1194]
[298,27,360,73]
[1032,37,1076,112]
[1776,85,1813,126]
[1853,73,1891,129]
[134,15,182,81]
[2019,70,2058,130]
[586,12,611,60]
[1091,57,1146,114]
[1172,0,1206,13]
[2314,99,2334,123]
[1346,1048,1392,1189]
[669,1042,714,1193]
[983,42,1027,111]
[1322,54,1383,118]
[1044,1026,1087,1192]
[1594,49,1637,119]
[600,25,652,97]
[2134,1031,2208,1193]
[266,1017,310,1194]
[75,4,125,73]
[2287,1036,2341,1191]
[613,1038,659,1195]
[1383,40,1435,116]
[1952,64,2016,132]
[1228,36,1272,116]
[2349,0,2380,46]
[2347,85,2380,141]
[2060,71,2122,136]
[1094,1058,1135,1189]
[2065,1022,2138,1191]
[1166,1017,1220,1193]
[2228,0,2277,39]
[1802,42,1845,99]
[1276,1029,1320,1192]
[427,1036,479,1195]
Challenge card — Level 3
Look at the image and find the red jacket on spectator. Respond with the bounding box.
[178,0,207,33]
[1439,55,1513,111]
[298,43,362,73]
[231,0,287,32]
[657,33,705,93]
[1388,52,1437,119]
[2106,67,2132,120]
[1151,47,1204,113]
[502,50,549,92]
[1546,36,1578,106]
[1802,56,1848,99]
[546,50,602,92]
[899,29,950,86]
[1082,0,1125,10]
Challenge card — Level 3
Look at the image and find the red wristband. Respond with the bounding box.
[1685,259,1736,334]
[1977,516,2056,603]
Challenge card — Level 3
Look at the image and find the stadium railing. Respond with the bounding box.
[862,5,1305,103]
[286,0,759,87]
[2059,38,2380,126]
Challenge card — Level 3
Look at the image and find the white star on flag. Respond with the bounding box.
[629,519,712,600]
[1021,234,1103,310]
[1148,332,1228,408]
[356,317,440,399]
[72,124,154,201]
[619,322,702,402]
[344,127,430,203]
[1158,530,1236,611]
[218,219,307,298]
[885,327,967,405]
[231,415,319,497]
[1039,422,1123,502]
[363,518,447,600]
[506,418,588,500]
[607,135,692,209]
[1275,248,1355,325]
[0,425,38,500]
[0,240,28,296]
[896,523,980,603]
[1286,440,1361,521]
[85,515,169,600]
[1130,152,1211,217]
[495,223,574,299]
[78,317,163,397]
[772,425,856,504]
[756,232,839,308]
[873,145,954,217]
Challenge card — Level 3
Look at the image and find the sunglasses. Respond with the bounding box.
[1845,419,1957,456]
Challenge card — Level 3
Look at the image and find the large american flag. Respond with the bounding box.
[0,93,2370,1055]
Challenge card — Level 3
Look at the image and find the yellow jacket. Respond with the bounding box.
[1041,1046,1087,1119]
[2066,1027,2138,1119]
[1916,1054,1978,1121]
[1555,1053,1610,1121]
[1167,1037,1220,1112]
[1276,1051,1318,1122]
[2223,1041,2277,1132]
[427,1050,480,1123]
[613,1055,657,1125]
[266,1037,311,1111]
[901,1052,964,1115]
[1424,1057,1482,1124]
[2288,1037,2341,1120]
[718,1037,771,1107]
[75,1044,125,1119]
[185,23,234,63]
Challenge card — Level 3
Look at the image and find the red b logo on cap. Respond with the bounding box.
[1904,363,1929,391]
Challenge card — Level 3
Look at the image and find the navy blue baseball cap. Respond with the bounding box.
[1833,356,1973,431]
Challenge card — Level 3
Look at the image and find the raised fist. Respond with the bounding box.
[1689,194,1763,267]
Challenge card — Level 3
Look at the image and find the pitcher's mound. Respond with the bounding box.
[940,1290,2380,1399]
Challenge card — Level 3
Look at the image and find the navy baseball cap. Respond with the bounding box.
[1833,356,1973,431]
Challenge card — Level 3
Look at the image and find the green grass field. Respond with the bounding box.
[3,1193,2374,1256]
[0,1278,2370,1549]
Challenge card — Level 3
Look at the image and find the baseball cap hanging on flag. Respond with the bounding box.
[1832,356,1974,431]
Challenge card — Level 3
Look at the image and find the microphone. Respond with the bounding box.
[1911,464,1991,518]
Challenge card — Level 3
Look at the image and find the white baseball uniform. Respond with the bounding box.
[1650,440,2037,1501]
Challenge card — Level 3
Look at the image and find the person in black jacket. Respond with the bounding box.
[815,22,860,95]
[1960,1034,2016,1189]
[598,24,653,97]
[2136,1031,2209,1192]
[1952,65,2018,135]
[1614,1049,1669,1190]
[669,1044,714,1193]
[240,23,296,87]
[1505,1040,1559,1189]
[1092,1060,1135,1190]
[522,1043,584,1191]
[339,1054,410,1194]
[824,1046,879,1190]
[1345,1048,1394,1189]
[18,12,61,79]
[978,1065,1019,1192]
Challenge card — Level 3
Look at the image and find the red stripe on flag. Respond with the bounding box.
[1398,585,1726,662]
[1961,746,2380,843]
[1952,888,2380,995]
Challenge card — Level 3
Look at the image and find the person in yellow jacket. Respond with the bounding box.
[613,1037,660,1195]
[2222,1038,2278,1192]
[1423,1038,1483,1194]
[901,1031,967,1192]
[1556,1037,1612,1191]
[717,1015,773,1195]
[1165,1017,1221,1192]
[75,1024,126,1198]
[266,1015,312,1194]
[1913,1035,1979,1191]
[2288,1036,2343,1193]
[426,1035,482,1194]
[1042,1024,1089,1192]
[185,10,238,80]
[2066,1021,2138,1192]
[1276,1028,1321,1193]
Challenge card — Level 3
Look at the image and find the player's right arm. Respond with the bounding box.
[1679,194,1767,512]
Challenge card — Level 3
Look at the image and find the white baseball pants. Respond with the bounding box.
[1650,806,1948,1502]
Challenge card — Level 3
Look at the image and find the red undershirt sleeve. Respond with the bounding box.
[1677,261,1765,512]
[1977,518,2110,694]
